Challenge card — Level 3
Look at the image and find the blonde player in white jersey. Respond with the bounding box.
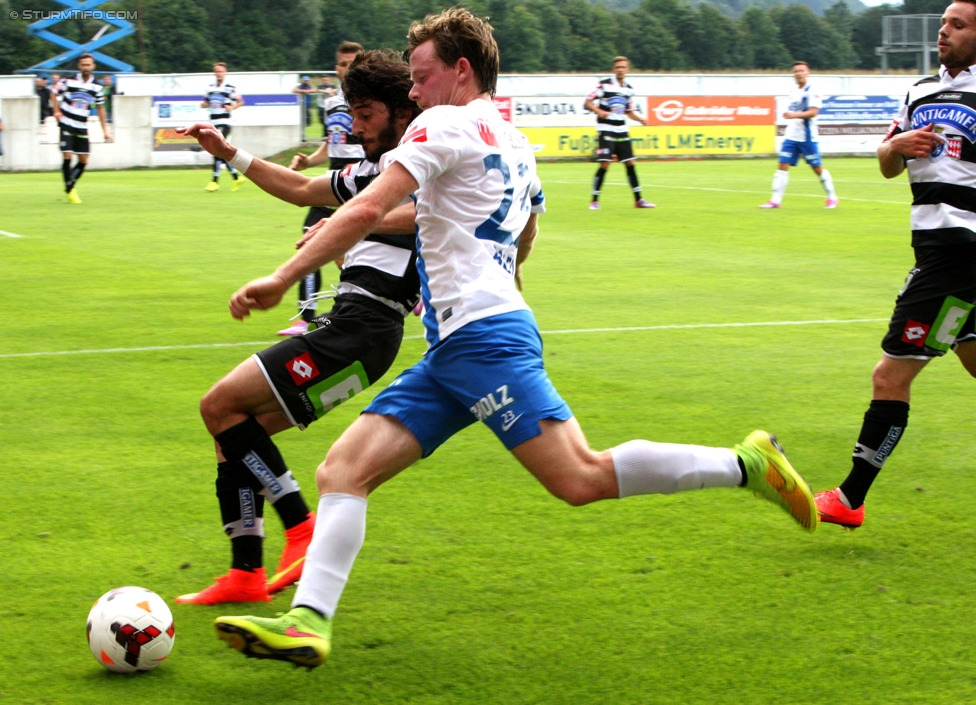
[760,61,839,209]
[211,8,817,669]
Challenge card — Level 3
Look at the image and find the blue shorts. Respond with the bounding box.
[364,310,573,457]
[779,139,822,168]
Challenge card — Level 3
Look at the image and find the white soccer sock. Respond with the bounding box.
[611,440,741,498]
[819,169,836,199]
[292,493,367,619]
[770,170,789,205]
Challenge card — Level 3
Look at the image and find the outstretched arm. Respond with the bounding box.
[177,123,339,206]
[228,162,419,320]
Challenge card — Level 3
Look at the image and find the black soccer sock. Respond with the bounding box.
[839,399,910,508]
[592,167,607,200]
[62,158,73,191]
[215,460,266,572]
[214,416,311,530]
[70,161,86,185]
[212,158,221,181]
[626,163,642,198]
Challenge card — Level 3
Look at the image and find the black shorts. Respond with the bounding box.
[59,125,90,155]
[254,294,405,429]
[595,132,635,163]
[881,243,976,359]
[329,157,361,170]
[304,206,335,232]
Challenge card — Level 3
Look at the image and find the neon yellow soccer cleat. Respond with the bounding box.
[215,607,332,669]
[736,430,818,532]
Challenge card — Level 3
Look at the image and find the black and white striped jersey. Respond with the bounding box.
[327,160,419,316]
[888,67,976,247]
[54,72,104,133]
[587,77,637,135]
[204,81,242,126]
[322,87,365,161]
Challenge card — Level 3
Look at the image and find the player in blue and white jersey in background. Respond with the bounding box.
[815,0,976,529]
[208,8,817,669]
[584,56,654,209]
[201,62,245,192]
[760,61,838,209]
[51,54,112,204]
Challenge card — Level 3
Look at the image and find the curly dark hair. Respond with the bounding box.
[342,48,421,122]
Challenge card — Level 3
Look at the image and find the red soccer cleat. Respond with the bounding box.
[176,568,271,605]
[815,488,864,529]
[267,513,316,594]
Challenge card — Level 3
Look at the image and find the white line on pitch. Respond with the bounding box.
[0,230,25,238]
[0,318,887,359]
[539,178,907,205]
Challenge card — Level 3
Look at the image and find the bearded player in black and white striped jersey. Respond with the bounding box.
[815,0,976,529]
[173,49,422,606]
[51,54,112,204]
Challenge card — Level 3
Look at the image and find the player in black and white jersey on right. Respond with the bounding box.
[584,56,654,210]
[51,54,113,204]
[815,0,976,529]
[201,62,245,192]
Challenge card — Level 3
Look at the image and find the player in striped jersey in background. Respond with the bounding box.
[202,62,245,192]
[51,54,112,204]
[584,56,654,210]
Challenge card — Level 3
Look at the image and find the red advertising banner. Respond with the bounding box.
[493,96,513,123]
[645,97,775,126]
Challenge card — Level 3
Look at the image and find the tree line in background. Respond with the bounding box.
[0,0,951,76]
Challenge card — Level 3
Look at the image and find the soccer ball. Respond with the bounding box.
[86,586,176,673]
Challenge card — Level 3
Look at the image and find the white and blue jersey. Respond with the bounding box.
[368,97,571,456]
[783,83,822,143]
[382,98,538,346]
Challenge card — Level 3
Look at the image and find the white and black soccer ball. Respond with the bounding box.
[86,586,175,673]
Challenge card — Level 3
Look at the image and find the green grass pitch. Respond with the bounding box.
[2,158,976,704]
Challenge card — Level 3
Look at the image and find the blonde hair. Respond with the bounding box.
[406,7,498,97]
